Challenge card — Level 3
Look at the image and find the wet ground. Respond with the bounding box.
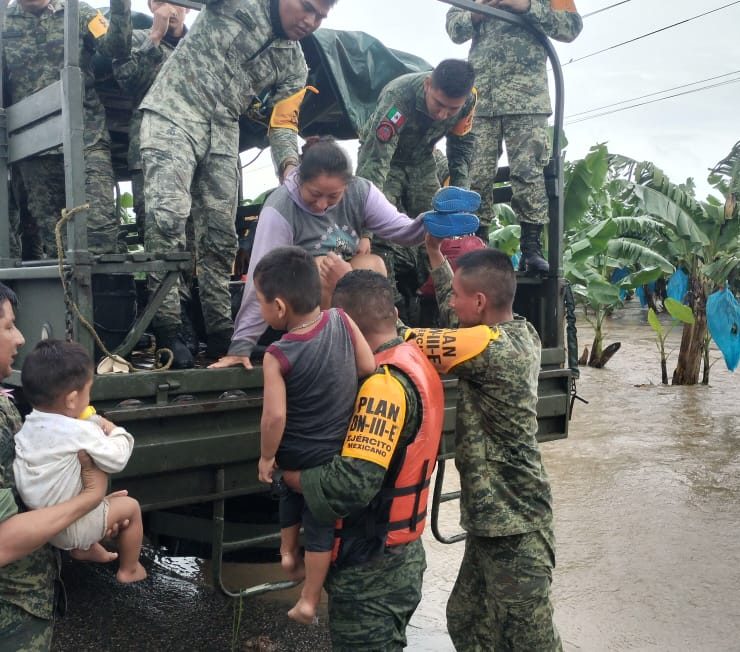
[53,304,740,651]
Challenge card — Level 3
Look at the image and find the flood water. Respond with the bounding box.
[53,304,740,651]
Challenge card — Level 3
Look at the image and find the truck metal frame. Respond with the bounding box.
[0,0,574,596]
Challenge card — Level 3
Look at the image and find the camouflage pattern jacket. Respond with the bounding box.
[139,0,305,172]
[446,0,583,116]
[0,395,57,620]
[2,0,120,149]
[108,12,186,170]
[428,261,553,537]
[356,72,477,191]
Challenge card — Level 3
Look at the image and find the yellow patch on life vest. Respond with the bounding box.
[408,325,499,373]
[551,0,578,12]
[341,367,406,469]
[269,86,319,132]
[449,88,477,137]
[87,10,109,38]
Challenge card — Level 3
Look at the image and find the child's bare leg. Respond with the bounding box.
[288,550,330,625]
[106,496,147,583]
[70,542,118,563]
[280,524,305,581]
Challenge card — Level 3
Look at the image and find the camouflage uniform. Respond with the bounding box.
[301,339,426,651]
[446,1,583,229]
[2,0,122,256]
[138,0,306,338]
[422,260,560,652]
[107,8,185,238]
[0,396,57,651]
[356,73,476,315]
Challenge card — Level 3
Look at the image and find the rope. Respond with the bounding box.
[55,205,174,371]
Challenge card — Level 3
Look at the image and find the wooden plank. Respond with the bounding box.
[8,115,63,163]
[5,82,62,133]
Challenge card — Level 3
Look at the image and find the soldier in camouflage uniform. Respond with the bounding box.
[417,239,560,651]
[107,0,188,239]
[2,0,123,257]
[0,283,109,651]
[446,0,582,273]
[356,59,477,321]
[138,0,337,367]
[283,270,444,651]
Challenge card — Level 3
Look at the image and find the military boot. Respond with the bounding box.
[205,328,234,359]
[153,327,194,369]
[519,222,550,275]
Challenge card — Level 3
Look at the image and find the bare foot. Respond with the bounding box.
[280,550,306,582]
[287,598,319,625]
[116,561,148,584]
[70,543,118,563]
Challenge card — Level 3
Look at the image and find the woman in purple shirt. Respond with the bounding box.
[210,138,425,369]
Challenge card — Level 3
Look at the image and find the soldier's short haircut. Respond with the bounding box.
[456,248,516,310]
[298,136,353,185]
[430,59,475,99]
[22,339,93,409]
[332,270,396,336]
[0,283,18,318]
[253,246,321,315]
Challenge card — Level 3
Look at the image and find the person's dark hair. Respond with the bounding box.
[253,246,321,315]
[430,59,475,99]
[332,270,396,336]
[21,339,93,409]
[0,283,18,318]
[298,136,353,185]
[456,248,516,310]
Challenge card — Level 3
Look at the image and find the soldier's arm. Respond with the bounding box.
[445,6,477,43]
[100,0,132,60]
[446,98,477,188]
[112,30,165,98]
[355,91,405,192]
[267,55,308,180]
[0,454,107,567]
[525,0,583,43]
[425,237,460,328]
[299,370,419,524]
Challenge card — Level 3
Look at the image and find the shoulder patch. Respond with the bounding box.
[410,325,500,373]
[341,367,406,470]
[385,106,406,130]
[87,10,109,38]
[376,119,396,143]
[449,88,477,137]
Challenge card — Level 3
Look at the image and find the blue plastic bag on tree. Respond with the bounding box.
[666,268,689,304]
[610,267,630,301]
[706,288,740,372]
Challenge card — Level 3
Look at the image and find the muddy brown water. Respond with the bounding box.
[53,304,740,651]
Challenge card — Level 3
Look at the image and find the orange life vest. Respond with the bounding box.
[332,341,444,566]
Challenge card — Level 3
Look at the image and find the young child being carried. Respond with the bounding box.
[255,246,376,625]
[13,339,147,583]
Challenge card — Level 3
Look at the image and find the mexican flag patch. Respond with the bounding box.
[386,107,406,129]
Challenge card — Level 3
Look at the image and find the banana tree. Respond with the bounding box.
[625,143,740,384]
[563,145,673,367]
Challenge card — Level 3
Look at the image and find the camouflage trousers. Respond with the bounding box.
[0,601,52,652]
[374,157,438,319]
[447,529,561,652]
[15,142,119,257]
[470,114,551,229]
[140,111,239,336]
[325,538,426,651]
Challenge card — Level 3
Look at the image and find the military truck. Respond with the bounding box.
[0,0,575,596]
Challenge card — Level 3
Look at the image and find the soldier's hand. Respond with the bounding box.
[78,452,108,507]
[208,355,253,370]
[149,4,175,44]
[489,0,531,13]
[425,233,446,270]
